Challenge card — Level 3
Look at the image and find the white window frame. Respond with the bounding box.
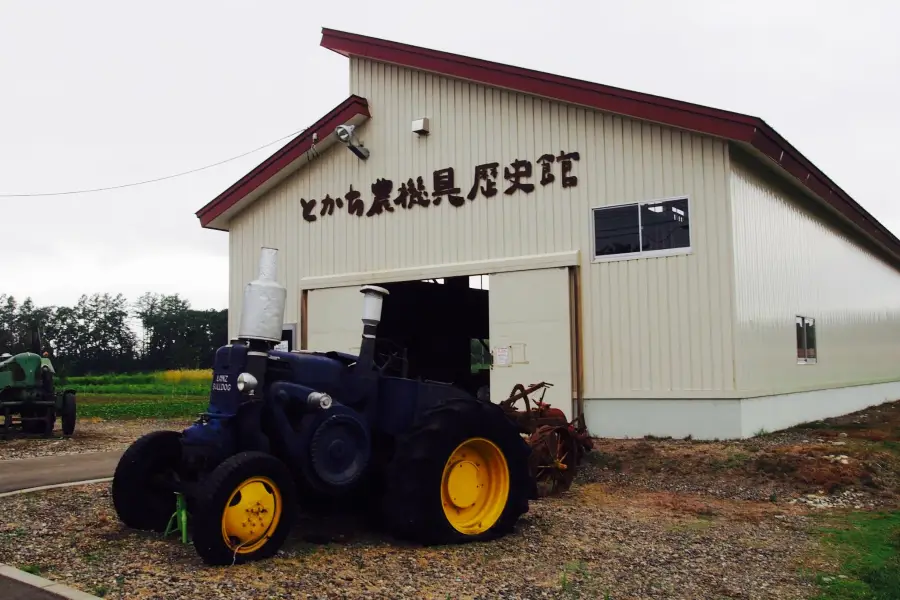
[796,315,817,365]
[590,195,693,263]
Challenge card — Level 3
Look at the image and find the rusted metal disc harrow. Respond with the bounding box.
[499,382,593,497]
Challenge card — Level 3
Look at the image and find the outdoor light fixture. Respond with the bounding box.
[412,117,430,136]
[334,124,370,160]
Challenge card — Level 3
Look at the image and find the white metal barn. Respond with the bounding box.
[196,28,900,440]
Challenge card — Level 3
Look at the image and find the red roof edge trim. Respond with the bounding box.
[319,28,900,262]
[196,95,370,228]
[320,28,760,142]
[750,125,900,251]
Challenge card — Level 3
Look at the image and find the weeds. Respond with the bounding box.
[559,560,591,598]
[711,451,750,471]
[586,451,623,472]
[0,526,27,540]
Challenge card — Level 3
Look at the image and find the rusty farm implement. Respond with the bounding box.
[499,382,593,497]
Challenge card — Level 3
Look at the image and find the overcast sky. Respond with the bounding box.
[2,0,898,311]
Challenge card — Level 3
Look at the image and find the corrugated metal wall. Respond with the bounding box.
[729,152,900,394]
[228,57,737,397]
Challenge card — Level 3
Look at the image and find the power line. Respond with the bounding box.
[0,126,308,198]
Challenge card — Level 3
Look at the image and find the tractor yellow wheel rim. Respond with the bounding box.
[440,437,510,535]
[220,476,282,554]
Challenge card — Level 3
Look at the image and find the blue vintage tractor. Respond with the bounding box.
[111,247,535,565]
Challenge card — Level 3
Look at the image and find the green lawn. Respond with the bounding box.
[78,394,207,420]
[60,370,211,420]
[810,510,900,600]
[63,370,212,397]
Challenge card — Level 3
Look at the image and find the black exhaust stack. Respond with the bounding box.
[357,285,390,376]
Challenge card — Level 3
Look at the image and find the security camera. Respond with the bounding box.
[334,123,370,160]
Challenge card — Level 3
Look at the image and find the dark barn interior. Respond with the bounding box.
[373,276,490,396]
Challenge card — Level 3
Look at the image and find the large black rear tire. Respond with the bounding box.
[191,452,297,566]
[380,397,533,545]
[112,430,182,532]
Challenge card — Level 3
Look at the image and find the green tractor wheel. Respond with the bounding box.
[191,451,297,566]
[379,397,533,546]
[60,392,76,436]
[112,430,182,532]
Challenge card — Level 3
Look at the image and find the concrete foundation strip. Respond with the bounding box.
[0,478,112,499]
[0,564,102,599]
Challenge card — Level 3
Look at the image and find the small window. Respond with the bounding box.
[592,197,691,260]
[470,338,491,373]
[796,316,817,364]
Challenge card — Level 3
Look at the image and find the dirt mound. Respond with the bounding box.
[577,399,900,507]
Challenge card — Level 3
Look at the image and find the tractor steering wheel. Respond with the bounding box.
[374,339,407,376]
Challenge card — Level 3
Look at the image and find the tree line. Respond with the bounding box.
[0,292,227,377]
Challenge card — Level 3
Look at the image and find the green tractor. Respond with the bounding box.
[0,328,77,438]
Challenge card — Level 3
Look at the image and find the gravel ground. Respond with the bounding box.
[1,401,896,599]
[0,479,825,600]
[0,419,193,460]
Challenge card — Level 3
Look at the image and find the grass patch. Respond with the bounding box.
[667,516,716,533]
[810,510,900,600]
[64,370,212,396]
[78,394,207,420]
[19,564,43,575]
[881,441,900,454]
[64,382,210,396]
[711,451,751,471]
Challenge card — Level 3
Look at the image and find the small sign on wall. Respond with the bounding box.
[492,343,529,368]
[493,346,511,367]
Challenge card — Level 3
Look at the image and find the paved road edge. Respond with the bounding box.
[0,478,112,499]
[0,564,101,599]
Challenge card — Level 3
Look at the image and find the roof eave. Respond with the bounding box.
[747,124,900,262]
[195,95,371,230]
[319,27,900,264]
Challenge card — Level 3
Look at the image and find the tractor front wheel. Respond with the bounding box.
[191,452,297,566]
[381,397,533,545]
[112,430,182,532]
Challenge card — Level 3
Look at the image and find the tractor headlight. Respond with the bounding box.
[307,391,333,410]
[236,372,258,392]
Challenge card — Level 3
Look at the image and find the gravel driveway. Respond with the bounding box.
[0,419,193,461]
[0,478,825,599]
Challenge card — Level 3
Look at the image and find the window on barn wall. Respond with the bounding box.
[796,316,817,364]
[470,338,491,373]
[592,197,691,260]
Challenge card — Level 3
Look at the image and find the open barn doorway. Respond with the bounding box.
[372,275,491,398]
